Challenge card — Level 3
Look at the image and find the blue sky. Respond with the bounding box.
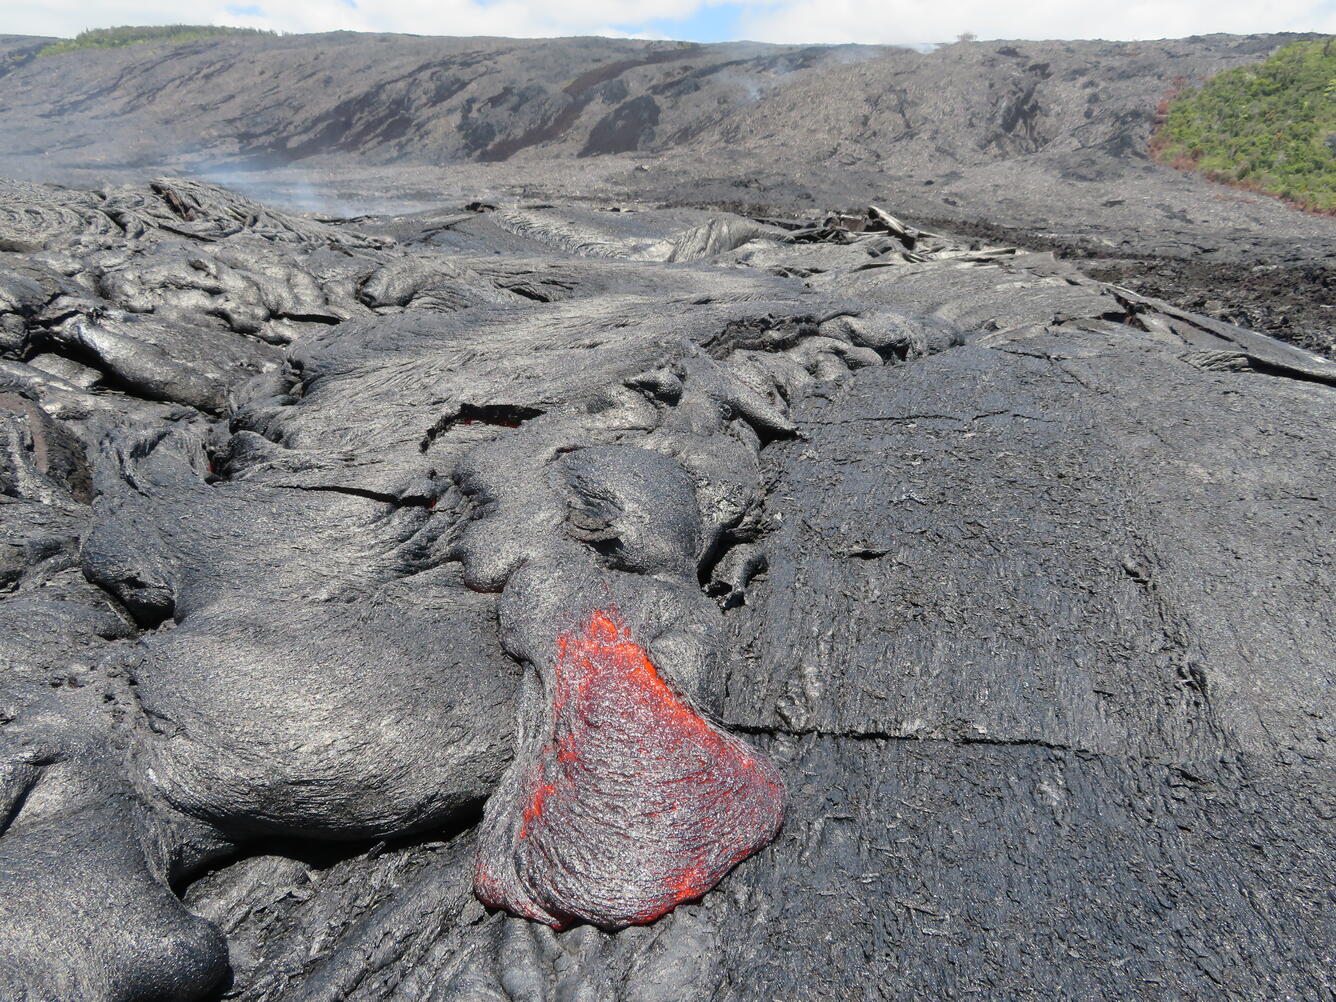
[624,3,744,42]
[7,0,1336,45]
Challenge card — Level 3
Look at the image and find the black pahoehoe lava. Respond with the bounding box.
[0,175,1333,1002]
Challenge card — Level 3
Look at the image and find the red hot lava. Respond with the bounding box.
[475,608,785,928]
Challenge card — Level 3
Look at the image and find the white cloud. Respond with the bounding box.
[4,0,1335,43]
[735,0,1336,45]
[3,0,710,39]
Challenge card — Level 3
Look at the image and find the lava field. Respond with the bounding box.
[0,29,1333,1002]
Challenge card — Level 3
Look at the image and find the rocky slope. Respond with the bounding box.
[0,34,875,167]
[0,31,1329,252]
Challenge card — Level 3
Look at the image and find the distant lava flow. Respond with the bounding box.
[475,608,785,929]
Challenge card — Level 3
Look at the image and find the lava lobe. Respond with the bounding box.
[475,608,785,929]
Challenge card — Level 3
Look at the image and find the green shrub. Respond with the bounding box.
[1152,37,1336,213]
[37,24,276,58]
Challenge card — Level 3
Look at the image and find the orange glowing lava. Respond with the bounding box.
[475,606,784,927]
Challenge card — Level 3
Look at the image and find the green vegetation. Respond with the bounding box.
[1152,37,1336,212]
[37,24,276,58]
